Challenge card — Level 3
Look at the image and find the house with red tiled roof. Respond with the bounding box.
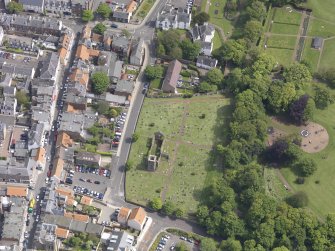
[127,207,147,231]
[117,207,131,225]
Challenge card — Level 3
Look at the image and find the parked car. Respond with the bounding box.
[94,181,100,184]
[111,23,118,28]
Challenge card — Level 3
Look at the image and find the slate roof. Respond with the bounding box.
[40,52,59,79]
[19,0,44,7]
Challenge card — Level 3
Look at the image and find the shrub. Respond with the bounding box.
[286,191,309,208]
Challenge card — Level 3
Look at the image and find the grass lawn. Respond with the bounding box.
[208,0,233,35]
[266,35,297,49]
[134,0,156,19]
[269,84,335,217]
[264,48,294,66]
[318,39,335,70]
[271,23,300,35]
[307,18,335,38]
[213,30,223,51]
[264,168,290,201]
[273,7,302,25]
[126,95,231,214]
[301,38,320,73]
[150,78,162,89]
[302,0,335,23]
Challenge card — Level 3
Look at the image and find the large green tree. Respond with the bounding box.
[93,23,107,35]
[267,82,297,113]
[200,238,218,251]
[91,72,110,94]
[207,68,224,86]
[192,12,210,25]
[314,85,334,109]
[7,2,23,13]
[149,197,163,210]
[96,3,112,19]
[144,65,164,80]
[82,10,94,22]
[246,1,267,21]
[180,40,201,61]
[283,63,312,87]
[244,20,263,43]
[215,39,247,65]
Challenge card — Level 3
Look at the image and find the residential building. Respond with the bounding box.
[130,38,144,66]
[0,62,35,79]
[162,59,182,93]
[127,207,146,231]
[3,86,16,97]
[80,196,92,206]
[75,151,101,167]
[35,223,60,251]
[28,123,45,150]
[44,0,72,15]
[56,132,73,148]
[190,23,215,42]
[0,26,4,45]
[19,0,45,13]
[117,207,131,225]
[55,227,69,239]
[105,93,128,106]
[312,37,323,49]
[64,92,87,110]
[113,10,131,23]
[111,36,131,60]
[51,157,64,180]
[110,60,123,83]
[0,14,63,36]
[0,123,6,144]
[6,186,28,197]
[114,79,134,97]
[71,0,93,16]
[196,55,218,70]
[0,197,27,248]
[39,52,60,80]
[156,7,191,30]
[0,97,16,116]
[200,41,213,56]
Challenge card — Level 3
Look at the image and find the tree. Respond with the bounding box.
[198,81,217,93]
[15,90,29,107]
[170,46,183,59]
[244,20,263,43]
[292,157,317,177]
[95,101,109,115]
[192,12,210,25]
[125,160,133,171]
[180,40,201,61]
[215,39,247,66]
[314,85,334,109]
[132,133,139,142]
[144,65,164,80]
[286,191,309,208]
[221,211,245,238]
[162,201,175,215]
[289,95,314,124]
[109,109,118,118]
[283,63,312,87]
[246,1,267,21]
[96,3,112,19]
[93,23,107,35]
[267,82,297,113]
[207,68,224,85]
[7,2,23,13]
[69,237,82,247]
[158,30,180,55]
[91,72,110,94]
[315,68,335,88]
[200,238,217,251]
[220,238,242,251]
[150,197,163,211]
[273,247,290,251]
[176,242,190,251]
[174,207,184,217]
[82,10,94,22]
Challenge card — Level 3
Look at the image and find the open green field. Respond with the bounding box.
[301,38,320,73]
[266,35,297,49]
[302,0,335,23]
[269,84,335,217]
[318,39,335,70]
[271,23,300,35]
[213,30,223,51]
[126,95,231,214]
[265,48,294,66]
[273,7,302,25]
[264,168,290,201]
[207,0,233,35]
[307,18,335,38]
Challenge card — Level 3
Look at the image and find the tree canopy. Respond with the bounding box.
[91,72,110,94]
[7,2,23,13]
[192,12,210,25]
[93,23,107,35]
[82,10,94,22]
[144,65,164,80]
[96,3,112,19]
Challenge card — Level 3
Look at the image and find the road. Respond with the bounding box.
[23,0,209,248]
[25,30,80,250]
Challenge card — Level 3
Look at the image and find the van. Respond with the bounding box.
[69,170,75,174]
[115,132,122,136]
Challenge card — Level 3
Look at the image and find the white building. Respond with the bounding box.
[156,7,191,30]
